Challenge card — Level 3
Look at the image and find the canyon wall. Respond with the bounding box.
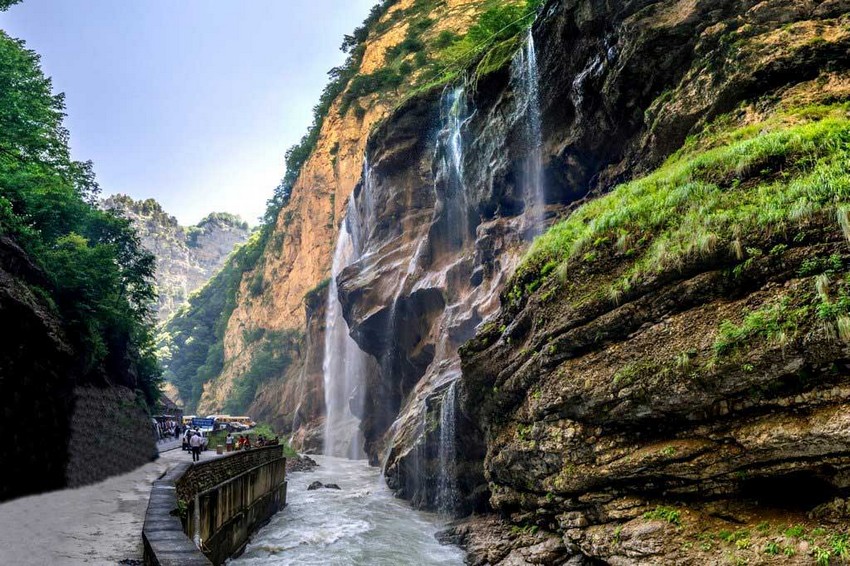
[196,0,489,425]
[185,1,850,562]
[104,195,250,323]
[336,0,850,512]
[453,1,850,563]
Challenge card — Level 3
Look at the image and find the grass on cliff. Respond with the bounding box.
[712,267,850,356]
[513,103,850,306]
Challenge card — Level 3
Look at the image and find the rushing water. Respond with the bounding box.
[231,456,465,566]
[322,202,368,460]
[511,27,545,233]
[436,84,473,248]
[437,380,459,515]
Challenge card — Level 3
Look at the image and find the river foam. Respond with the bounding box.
[230,456,465,565]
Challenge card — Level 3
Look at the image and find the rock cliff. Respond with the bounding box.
[196,0,492,423]
[451,1,850,563]
[179,0,850,561]
[103,194,250,322]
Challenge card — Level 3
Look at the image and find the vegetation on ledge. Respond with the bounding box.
[512,102,850,308]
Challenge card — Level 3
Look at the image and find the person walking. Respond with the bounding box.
[189,431,202,462]
[225,433,234,453]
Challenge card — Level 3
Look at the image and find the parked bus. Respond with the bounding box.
[205,414,233,423]
[182,415,197,426]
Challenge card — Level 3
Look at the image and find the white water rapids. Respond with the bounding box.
[230,456,465,565]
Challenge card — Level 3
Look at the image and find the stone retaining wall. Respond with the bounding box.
[143,446,287,565]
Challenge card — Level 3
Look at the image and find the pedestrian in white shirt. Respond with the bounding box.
[189,432,203,462]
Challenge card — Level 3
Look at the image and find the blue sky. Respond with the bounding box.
[0,0,375,225]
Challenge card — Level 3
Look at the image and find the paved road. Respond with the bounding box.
[0,441,222,565]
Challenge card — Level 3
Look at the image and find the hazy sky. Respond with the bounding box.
[0,0,375,226]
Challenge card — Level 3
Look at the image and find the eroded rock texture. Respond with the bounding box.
[452,0,850,563]
[103,195,250,323]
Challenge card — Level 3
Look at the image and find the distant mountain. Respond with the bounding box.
[103,195,251,322]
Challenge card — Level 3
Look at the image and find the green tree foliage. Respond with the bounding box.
[0,31,161,403]
[224,330,301,414]
[158,233,263,410]
[196,211,249,231]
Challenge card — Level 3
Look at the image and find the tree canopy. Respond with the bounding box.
[0,30,161,404]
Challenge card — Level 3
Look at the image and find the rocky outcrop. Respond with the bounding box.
[451,1,850,563]
[103,195,250,322]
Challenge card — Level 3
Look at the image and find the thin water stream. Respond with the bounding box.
[230,456,464,565]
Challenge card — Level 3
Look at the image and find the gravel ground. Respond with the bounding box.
[0,441,221,565]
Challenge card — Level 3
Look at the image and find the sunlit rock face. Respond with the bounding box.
[103,195,250,322]
[205,0,488,429]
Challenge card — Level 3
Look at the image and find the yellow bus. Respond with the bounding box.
[182,415,197,426]
[205,414,233,424]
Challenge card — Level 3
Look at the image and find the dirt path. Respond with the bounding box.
[0,442,221,565]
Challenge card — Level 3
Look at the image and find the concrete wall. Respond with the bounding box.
[143,446,287,565]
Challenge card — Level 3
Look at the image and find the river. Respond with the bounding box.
[229,455,466,565]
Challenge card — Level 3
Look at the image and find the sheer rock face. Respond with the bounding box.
[103,195,250,322]
[336,0,849,515]
[206,0,488,439]
[452,0,850,563]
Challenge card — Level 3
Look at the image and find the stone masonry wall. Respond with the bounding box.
[175,445,284,503]
[66,385,158,488]
[144,445,286,566]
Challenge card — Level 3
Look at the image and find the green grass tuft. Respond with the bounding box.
[512,105,850,307]
[643,506,681,525]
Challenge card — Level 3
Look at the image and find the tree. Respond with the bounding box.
[0,30,161,404]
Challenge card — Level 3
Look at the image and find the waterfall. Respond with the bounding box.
[436,84,473,248]
[322,200,368,459]
[511,27,545,234]
[437,380,459,515]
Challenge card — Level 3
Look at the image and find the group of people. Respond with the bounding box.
[224,433,280,452]
[153,419,181,442]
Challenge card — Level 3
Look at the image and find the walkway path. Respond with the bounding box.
[0,442,222,565]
